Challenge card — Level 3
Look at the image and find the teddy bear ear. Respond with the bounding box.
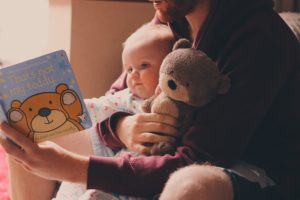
[7,109,24,123]
[217,75,231,94]
[11,100,22,108]
[56,83,69,94]
[62,91,77,105]
[172,38,192,51]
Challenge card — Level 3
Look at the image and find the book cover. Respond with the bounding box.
[0,50,92,143]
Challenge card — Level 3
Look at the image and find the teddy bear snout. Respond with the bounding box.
[38,107,51,117]
[168,80,177,90]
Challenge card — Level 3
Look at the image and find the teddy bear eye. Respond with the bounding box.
[49,100,52,104]
[29,108,32,112]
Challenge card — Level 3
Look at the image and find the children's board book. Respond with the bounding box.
[0,50,92,143]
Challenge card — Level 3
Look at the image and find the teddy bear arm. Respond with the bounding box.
[141,95,155,113]
[150,141,176,155]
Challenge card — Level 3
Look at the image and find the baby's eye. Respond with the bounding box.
[140,63,150,69]
[127,67,133,74]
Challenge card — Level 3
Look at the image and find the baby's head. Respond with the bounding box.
[122,23,175,99]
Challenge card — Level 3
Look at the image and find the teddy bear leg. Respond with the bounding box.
[150,142,176,155]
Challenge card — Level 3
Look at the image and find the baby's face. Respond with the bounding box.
[123,40,168,99]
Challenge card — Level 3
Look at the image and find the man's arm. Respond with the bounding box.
[87,147,195,197]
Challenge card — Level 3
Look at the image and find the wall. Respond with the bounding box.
[70,0,154,98]
[0,1,49,66]
[48,0,72,56]
[0,0,71,66]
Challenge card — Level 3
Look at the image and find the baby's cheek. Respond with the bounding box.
[126,78,133,91]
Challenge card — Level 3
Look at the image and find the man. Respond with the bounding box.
[104,0,300,199]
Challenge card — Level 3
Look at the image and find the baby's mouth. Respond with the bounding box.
[133,82,143,87]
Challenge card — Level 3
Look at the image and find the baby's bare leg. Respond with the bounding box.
[8,128,94,200]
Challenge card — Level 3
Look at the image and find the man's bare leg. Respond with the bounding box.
[8,128,94,200]
[8,156,57,200]
[159,164,234,200]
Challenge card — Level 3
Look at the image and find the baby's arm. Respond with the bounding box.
[84,97,111,123]
[84,96,125,124]
[84,89,143,124]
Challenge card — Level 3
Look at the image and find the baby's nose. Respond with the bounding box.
[131,70,140,78]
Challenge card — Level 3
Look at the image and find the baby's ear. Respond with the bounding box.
[172,38,192,50]
[217,75,231,94]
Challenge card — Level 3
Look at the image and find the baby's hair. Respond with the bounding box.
[122,23,175,50]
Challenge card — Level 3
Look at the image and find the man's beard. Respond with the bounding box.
[158,0,198,22]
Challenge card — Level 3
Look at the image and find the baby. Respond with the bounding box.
[86,23,175,124]
[54,23,175,200]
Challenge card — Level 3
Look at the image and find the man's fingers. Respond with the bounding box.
[0,123,36,153]
[136,113,179,127]
[11,157,23,165]
[141,122,180,138]
[139,132,176,144]
[0,135,26,161]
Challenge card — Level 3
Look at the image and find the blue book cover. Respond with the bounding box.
[0,50,92,142]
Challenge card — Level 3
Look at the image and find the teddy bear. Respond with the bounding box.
[7,83,84,142]
[142,39,231,155]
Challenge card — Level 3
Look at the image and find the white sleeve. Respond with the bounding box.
[84,89,143,123]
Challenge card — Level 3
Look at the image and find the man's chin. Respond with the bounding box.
[157,11,178,23]
[157,12,170,23]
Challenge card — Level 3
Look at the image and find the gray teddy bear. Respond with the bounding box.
[142,38,231,155]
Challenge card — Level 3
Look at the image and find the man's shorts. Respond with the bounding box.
[224,169,283,200]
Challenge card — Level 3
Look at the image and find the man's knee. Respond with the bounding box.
[159,164,234,200]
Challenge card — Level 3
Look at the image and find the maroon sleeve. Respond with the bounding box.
[96,112,128,151]
[87,147,196,197]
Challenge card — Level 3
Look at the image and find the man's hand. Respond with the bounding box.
[116,113,180,155]
[0,123,89,184]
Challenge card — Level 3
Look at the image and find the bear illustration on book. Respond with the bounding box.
[6,83,85,142]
